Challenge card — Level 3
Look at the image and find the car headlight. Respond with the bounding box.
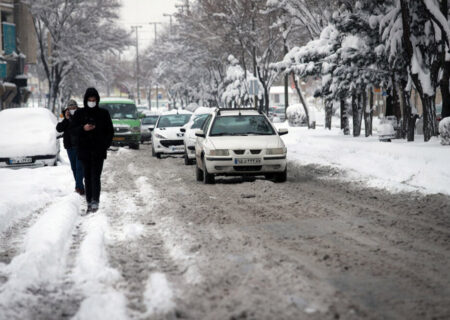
[266,148,285,155]
[155,133,167,139]
[208,149,229,156]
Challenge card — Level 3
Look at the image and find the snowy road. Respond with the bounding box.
[1,144,450,319]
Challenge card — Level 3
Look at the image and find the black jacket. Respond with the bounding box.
[56,111,81,149]
[72,88,114,160]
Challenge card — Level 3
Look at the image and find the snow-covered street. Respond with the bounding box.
[1,138,449,319]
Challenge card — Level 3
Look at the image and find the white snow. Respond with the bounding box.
[439,117,450,145]
[143,273,175,316]
[0,107,59,158]
[72,212,129,320]
[277,125,450,195]
[0,195,81,309]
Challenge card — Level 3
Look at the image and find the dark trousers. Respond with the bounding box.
[67,148,84,191]
[81,157,104,203]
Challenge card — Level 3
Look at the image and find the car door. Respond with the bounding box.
[195,115,213,166]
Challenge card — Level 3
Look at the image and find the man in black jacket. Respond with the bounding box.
[72,88,114,213]
[56,99,84,195]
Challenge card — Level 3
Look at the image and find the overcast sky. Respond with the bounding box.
[119,0,179,51]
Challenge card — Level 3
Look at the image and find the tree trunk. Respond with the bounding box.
[292,72,310,128]
[341,99,349,135]
[352,94,362,137]
[423,95,437,141]
[441,61,450,119]
[364,89,373,137]
[325,100,332,130]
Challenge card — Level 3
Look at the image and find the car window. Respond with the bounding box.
[142,116,158,125]
[191,114,209,129]
[157,114,192,128]
[209,115,275,136]
[201,115,213,132]
[101,103,138,119]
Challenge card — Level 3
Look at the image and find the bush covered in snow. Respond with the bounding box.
[439,117,450,145]
[286,104,308,127]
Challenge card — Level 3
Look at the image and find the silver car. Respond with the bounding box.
[140,115,159,143]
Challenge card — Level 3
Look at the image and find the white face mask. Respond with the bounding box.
[87,101,96,108]
[69,109,76,115]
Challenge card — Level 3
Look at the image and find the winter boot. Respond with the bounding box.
[91,201,99,213]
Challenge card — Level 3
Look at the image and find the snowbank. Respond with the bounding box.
[0,107,58,158]
[143,273,175,316]
[0,164,74,234]
[439,117,450,145]
[72,212,128,320]
[0,194,81,309]
[277,125,450,195]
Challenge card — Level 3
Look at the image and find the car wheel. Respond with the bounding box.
[184,150,193,165]
[196,164,203,181]
[203,158,215,184]
[274,168,287,183]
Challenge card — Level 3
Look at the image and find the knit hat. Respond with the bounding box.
[67,99,78,108]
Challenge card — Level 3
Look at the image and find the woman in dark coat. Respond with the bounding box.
[56,99,84,195]
[72,87,114,213]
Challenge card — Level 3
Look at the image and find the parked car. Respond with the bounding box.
[141,115,159,143]
[195,108,288,184]
[100,97,141,149]
[269,106,286,122]
[181,107,214,165]
[0,107,60,168]
[379,115,400,142]
[151,110,192,158]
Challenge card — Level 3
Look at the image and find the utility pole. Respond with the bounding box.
[131,25,142,104]
[163,13,174,34]
[175,0,190,14]
[148,22,162,43]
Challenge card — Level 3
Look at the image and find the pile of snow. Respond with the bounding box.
[277,124,450,195]
[0,164,74,234]
[143,273,175,316]
[193,106,214,115]
[439,117,450,145]
[286,104,308,127]
[0,195,80,309]
[0,107,58,157]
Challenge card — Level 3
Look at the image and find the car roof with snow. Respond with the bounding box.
[160,109,192,116]
[215,108,260,116]
[100,97,135,104]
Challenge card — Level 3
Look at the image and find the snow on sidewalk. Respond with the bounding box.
[0,165,74,233]
[72,206,128,320]
[278,125,450,195]
[0,194,81,314]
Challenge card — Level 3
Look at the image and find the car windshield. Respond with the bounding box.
[191,114,210,129]
[157,114,192,128]
[275,108,285,114]
[142,116,158,125]
[101,103,138,119]
[209,115,275,136]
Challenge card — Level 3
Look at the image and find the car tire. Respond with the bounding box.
[203,158,215,184]
[274,168,287,183]
[130,143,140,150]
[196,164,203,181]
[155,152,161,159]
[184,150,193,165]
[152,146,155,157]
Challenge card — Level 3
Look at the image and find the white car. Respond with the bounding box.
[195,108,288,184]
[181,107,214,165]
[151,110,192,158]
[140,115,159,143]
[0,107,60,168]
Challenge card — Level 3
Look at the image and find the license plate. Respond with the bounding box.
[234,158,261,165]
[170,146,184,152]
[9,157,33,164]
[113,137,125,141]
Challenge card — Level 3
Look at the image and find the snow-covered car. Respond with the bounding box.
[195,108,288,184]
[140,115,159,143]
[0,107,60,168]
[151,110,192,158]
[379,115,399,142]
[269,106,286,122]
[180,107,214,165]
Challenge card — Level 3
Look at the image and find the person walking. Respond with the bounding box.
[72,88,114,213]
[56,99,85,195]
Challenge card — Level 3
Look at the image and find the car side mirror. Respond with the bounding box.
[180,128,186,133]
[195,129,206,138]
[278,128,288,136]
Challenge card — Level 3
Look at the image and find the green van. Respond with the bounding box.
[100,97,141,149]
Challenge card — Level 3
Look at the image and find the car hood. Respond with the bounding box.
[154,127,184,139]
[208,135,284,150]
